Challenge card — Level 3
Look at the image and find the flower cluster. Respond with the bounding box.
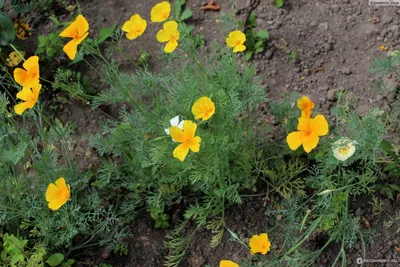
[287,96,329,153]
[220,232,271,266]
[167,96,215,162]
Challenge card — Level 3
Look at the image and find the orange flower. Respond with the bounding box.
[151,1,171,22]
[169,120,201,161]
[156,21,180,53]
[14,84,41,115]
[297,96,314,118]
[249,233,271,255]
[59,14,89,60]
[192,96,215,121]
[220,260,239,267]
[122,14,147,40]
[13,56,40,88]
[287,115,329,153]
[45,177,71,211]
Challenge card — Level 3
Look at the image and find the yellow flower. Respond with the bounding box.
[249,233,271,255]
[169,120,201,161]
[13,55,40,88]
[59,14,89,60]
[14,21,30,40]
[6,51,25,67]
[156,21,180,53]
[287,115,329,153]
[45,177,71,211]
[151,1,171,22]
[122,14,147,40]
[14,84,41,115]
[192,96,215,121]
[226,30,246,52]
[332,138,356,161]
[220,260,239,267]
[297,96,315,118]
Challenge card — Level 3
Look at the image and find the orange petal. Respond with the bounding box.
[59,20,78,38]
[75,15,89,37]
[63,39,78,60]
[183,120,197,139]
[169,126,186,143]
[16,87,33,101]
[189,136,201,152]
[302,134,319,153]
[14,102,31,115]
[311,115,329,136]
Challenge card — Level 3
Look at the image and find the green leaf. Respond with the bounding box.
[384,186,393,200]
[255,47,264,53]
[248,13,256,27]
[1,250,7,261]
[173,0,185,20]
[46,253,65,266]
[96,24,117,44]
[12,3,34,13]
[180,8,192,21]
[0,12,16,46]
[255,30,269,39]
[46,47,55,57]
[275,0,284,8]
[0,0,4,8]
[38,35,46,44]
[244,51,252,61]
[255,40,264,48]
[388,184,400,192]
[380,139,394,153]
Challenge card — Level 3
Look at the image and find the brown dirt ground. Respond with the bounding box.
[8,0,400,266]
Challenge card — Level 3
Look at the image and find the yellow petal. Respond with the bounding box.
[14,102,31,115]
[156,29,170,43]
[31,84,42,99]
[75,32,89,45]
[226,36,236,48]
[16,87,33,101]
[189,136,201,152]
[169,126,186,143]
[121,20,134,33]
[233,44,246,52]
[63,39,79,60]
[183,120,197,139]
[287,131,304,151]
[164,20,178,32]
[311,115,329,136]
[22,55,39,77]
[297,96,314,112]
[75,14,89,37]
[151,1,171,22]
[220,260,239,267]
[226,30,246,48]
[173,143,189,161]
[302,134,319,153]
[164,40,178,53]
[46,178,70,211]
[13,68,28,87]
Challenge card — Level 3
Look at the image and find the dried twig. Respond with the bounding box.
[200,0,220,11]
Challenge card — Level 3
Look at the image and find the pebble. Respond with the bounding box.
[382,10,394,25]
[354,243,361,250]
[355,207,363,216]
[342,67,352,75]
[355,104,370,116]
[331,5,340,13]
[363,24,380,37]
[318,22,329,32]
[327,89,336,101]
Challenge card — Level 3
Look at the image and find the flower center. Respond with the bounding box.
[235,40,242,46]
[339,146,350,155]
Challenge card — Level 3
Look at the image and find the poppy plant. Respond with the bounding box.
[156,21,180,53]
[122,14,147,40]
[14,84,41,115]
[297,96,315,118]
[45,177,71,211]
[13,55,40,88]
[169,120,201,161]
[249,233,271,255]
[151,1,171,22]
[59,14,89,60]
[287,115,329,153]
[165,115,184,142]
[192,96,215,121]
[226,30,246,52]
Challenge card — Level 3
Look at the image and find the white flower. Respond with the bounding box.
[165,115,184,142]
[332,138,356,161]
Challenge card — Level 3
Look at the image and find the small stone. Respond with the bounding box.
[331,5,340,12]
[354,243,361,250]
[271,70,277,75]
[101,247,111,259]
[294,67,301,73]
[318,22,328,32]
[342,67,352,75]
[303,69,310,76]
[355,105,370,116]
[327,89,336,101]
[363,24,380,37]
[310,21,317,27]
[376,94,383,102]
[382,10,393,25]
